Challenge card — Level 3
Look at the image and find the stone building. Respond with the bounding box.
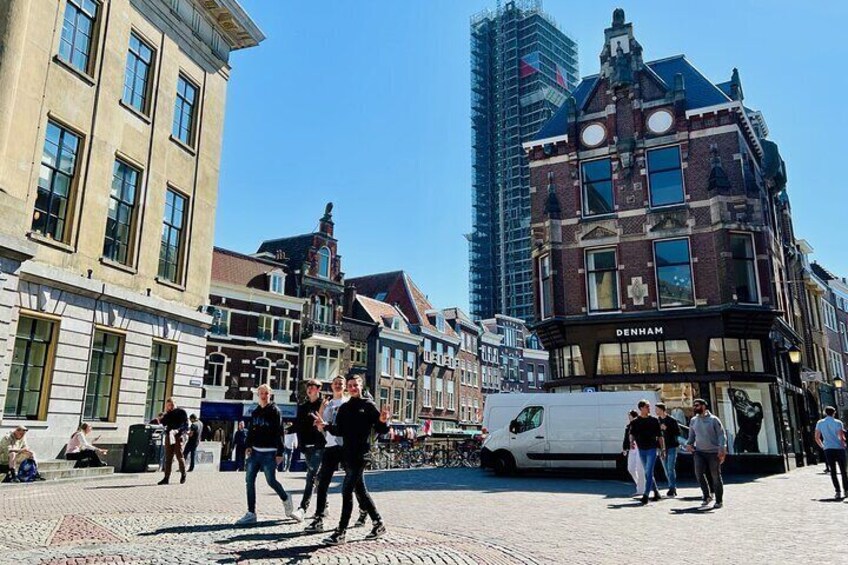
[525,9,803,473]
[0,0,262,458]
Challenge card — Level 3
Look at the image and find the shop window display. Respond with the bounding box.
[713,382,778,455]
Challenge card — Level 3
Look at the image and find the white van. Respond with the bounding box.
[480,391,659,475]
[482,393,553,435]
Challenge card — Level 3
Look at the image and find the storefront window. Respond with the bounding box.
[708,338,765,372]
[597,343,623,375]
[713,382,779,455]
[663,340,696,373]
[597,341,696,376]
[629,342,659,374]
[552,345,584,379]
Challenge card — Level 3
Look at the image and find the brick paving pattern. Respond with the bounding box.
[0,466,845,564]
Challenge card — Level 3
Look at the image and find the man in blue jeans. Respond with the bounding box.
[815,406,848,499]
[686,398,727,509]
[235,384,302,525]
[629,399,665,505]
[655,402,681,497]
[289,379,326,521]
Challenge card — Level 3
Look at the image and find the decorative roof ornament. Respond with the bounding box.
[730,68,744,101]
[544,172,562,220]
[322,202,334,222]
[707,144,731,193]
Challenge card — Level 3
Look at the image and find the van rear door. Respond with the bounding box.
[508,405,547,469]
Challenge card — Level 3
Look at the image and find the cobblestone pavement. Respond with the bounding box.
[0,465,846,564]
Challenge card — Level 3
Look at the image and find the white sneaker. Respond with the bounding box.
[284,498,302,522]
[292,508,305,522]
[235,512,257,525]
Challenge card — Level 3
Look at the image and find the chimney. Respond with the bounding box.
[343,283,357,317]
[274,249,286,263]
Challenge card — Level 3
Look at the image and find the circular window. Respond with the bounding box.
[580,123,606,147]
[647,109,674,134]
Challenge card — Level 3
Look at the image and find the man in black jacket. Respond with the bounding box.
[234,384,301,525]
[629,399,665,505]
[158,398,188,485]
[655,402,681,497]
[289,379,326,520]
[313,375,390,545]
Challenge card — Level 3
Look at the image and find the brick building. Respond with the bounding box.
[444,308,484,430]
[525,10,803,473]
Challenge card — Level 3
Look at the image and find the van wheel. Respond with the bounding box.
[493,452,516,477]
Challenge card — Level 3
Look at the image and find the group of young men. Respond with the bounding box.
[235,375,389,546]
[624,398,727,509]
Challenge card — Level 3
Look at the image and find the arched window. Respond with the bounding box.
[206,353,226,387]
[255,357,271,386]
[317,246,331,279]
[273,359,291,391]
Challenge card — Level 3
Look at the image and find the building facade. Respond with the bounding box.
[526,10,802,473]
[469,0,579,322]
[0,0,262,458]
[444,308,484,430]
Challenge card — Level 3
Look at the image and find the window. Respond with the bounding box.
[435,377,444,408]
[59,0,98,73]
[581,158,614,216]
[513,406,544,434]
[841,322,848,353]
[4,316,55,419]
[317,246,331,278]
[381,346,391,375]
[586,248,619,312]
[527,364,535,388]
[269,272,285,295]
[446,380,455,411]
[84,331,122,421]
[708,338,765,373]
[257,315,273,342]
[313,296,332,325]
[103,160,139,265]
[351,341,367,366]
[447,346,455,364]
[393,389,402,417]
[654,239,694,308]
[538,365,546,384]
[378,387,389,410]
[273,319,292,344]
[539,254,553,319]
[390,317,401,330]
[406,351,415,377]
[33,122,80,241]
[406,389,415,421]
[312,347,340,381]
[713,382,779,455]
[254,358,271,386]
[647,146,684,207]
[436,342,444,357]
[393,349,403,377]
[209,308,229,336]
[551,345,584,379]
[731,234,758,304]
[597,340,696,375]
[822,300,838,331]
[158,189,186,283]
[145,342,174,422]
[435,314,446,333]
[123,32,154,113]
[473,398,480,422]
[272,360,291,391]
[422,374,432,407]
[172,75,198,145]
[424,338,432,352]
[829,350,845,380]
[206,353,226,387]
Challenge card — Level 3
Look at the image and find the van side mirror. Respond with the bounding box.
[508,420,519,434]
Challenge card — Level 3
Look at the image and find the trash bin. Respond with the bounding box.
[123,424,164,473]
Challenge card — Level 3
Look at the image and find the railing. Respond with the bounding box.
[302,320,341,338]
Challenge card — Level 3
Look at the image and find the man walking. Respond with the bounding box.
[686,398,727,509]
[313,375,390,545]
[158,398,188,485]
[183,414,201,472]
[305,375,368,533]
[289,379,326,520]
[233,421,247,471]
[235,384,301,525]
[815,406,847,499]
[655,402,681,497]
[629,400,664,505]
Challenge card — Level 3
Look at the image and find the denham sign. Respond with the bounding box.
[615,326,664,338]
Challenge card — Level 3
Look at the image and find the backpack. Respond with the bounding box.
[17,459,38,483]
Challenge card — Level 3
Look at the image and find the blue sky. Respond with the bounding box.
[218,1,848,311]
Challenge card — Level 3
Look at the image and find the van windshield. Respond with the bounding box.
[514,406,544,433]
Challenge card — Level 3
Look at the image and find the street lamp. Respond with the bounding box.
[834,376,844,390]
[787,345,802,365]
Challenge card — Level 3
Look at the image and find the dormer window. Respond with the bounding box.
[435,313,446,333]
[390,317,402,331]
[268,270,285,295]
[317,246,331,279]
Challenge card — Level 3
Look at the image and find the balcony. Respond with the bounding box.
[302,320,341,338]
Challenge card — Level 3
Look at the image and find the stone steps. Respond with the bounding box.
[2,459,115,484]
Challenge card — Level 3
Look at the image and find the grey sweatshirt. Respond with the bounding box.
[686,412,727,453]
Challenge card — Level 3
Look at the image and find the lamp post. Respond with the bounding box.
[834,376,844,390]
[787,345,802,366]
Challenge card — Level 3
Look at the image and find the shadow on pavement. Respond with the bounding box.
[85,484,155,490]
[606,501,646,509]
[139,520,283,536]
[217,530,305,544]
[812,497,845,503]
[217,543,319,564]
[669,506,712,515]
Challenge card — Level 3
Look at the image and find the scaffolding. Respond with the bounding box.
[468,1,578,322]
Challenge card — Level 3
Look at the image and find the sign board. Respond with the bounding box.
[801,371,823,383]
[583,387,596,393]
[190,378,203,387]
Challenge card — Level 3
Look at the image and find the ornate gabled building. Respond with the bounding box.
[525,9,804,473]
[257,204,348,385]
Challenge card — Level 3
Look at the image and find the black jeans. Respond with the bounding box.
[337,452,380,532]
[314,446,366,519]
[67,450,103,468]
[183,442,198,471]
[299,446,323,511]
[693,451,724,503]
[823,448,848,493]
